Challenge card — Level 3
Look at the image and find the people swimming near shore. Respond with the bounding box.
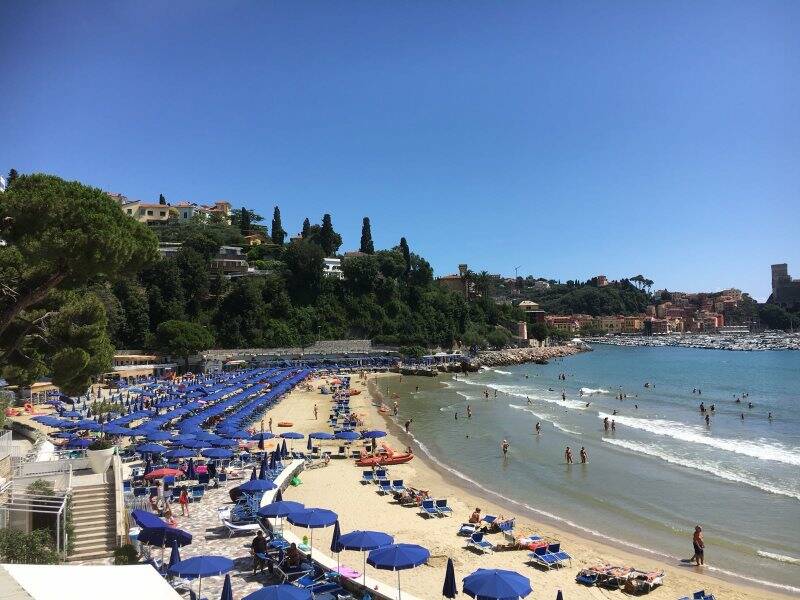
[467,405,472,418]
[611,419,616,431]
[565,446,574,464]
[526,396,532,405]
[535,422,541,434]
[501,439,509,456]
[603,416,609,432]
[705,414,710,426]
[699,402,705,413]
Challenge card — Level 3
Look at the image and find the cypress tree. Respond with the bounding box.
[239,208,251,234]
[319,213,336,256]
[158,193,167,205]
[7,169,19,186]
[301,217,311,238]
[359,217,374,254]
[271,206,285,246]
[400,237,411,275]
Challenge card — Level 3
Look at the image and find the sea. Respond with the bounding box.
[385,345,800,594]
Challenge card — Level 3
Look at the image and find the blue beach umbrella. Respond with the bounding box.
[66,438,91,448]
[462,568,532,600]
[136,443,168,454]
[367,543,431,600]
[166,448,196,459]
[146,431,172,441]
[309,432,335,440]
[335,431,361,441]
[168,556,233,600]
[443,557,458,599]
[238,479,276,494]
[280,432,304,439]
[201,448,233,459]
[362,430,387,439]
[131,509,166,529]
[249,431,275,440]
[286,508,338,558]
[242,585,311,600]
[219,574,233,600]
[180,440,206,449]
[257,500,305,519]
[339,530,394,586]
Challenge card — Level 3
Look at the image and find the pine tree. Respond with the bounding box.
[159,193,166,205]
[271,206,286,246]
[359,217,374,254]
[400,237,411,275]
[301,218,311,238]
[7,169,18,186]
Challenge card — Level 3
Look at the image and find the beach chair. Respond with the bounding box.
[163,475,176,489]
[546,542,571,567]
[466,532,494,553]
[221,517,261,537]
[133,486,148,498]
[217,472,227,487]
[122,480,132,494]
[458,523,478,536]
[498,518,515,541]
[360,470,374,484]
[482,514,497,527]
[189,485,205,502]
[434,499,453,516]
[390,480,405,493]
[197,472,210,485]
[377,480,393,495]
[374,468,388,481]
[419,499,440,518]
[528,545,559,569]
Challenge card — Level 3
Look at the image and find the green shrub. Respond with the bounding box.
[88,438,114,451]
[114,543,139,565]
[0,529,59,564]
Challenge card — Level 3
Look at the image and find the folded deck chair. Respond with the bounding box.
[467,532,494,553]
[419,499,439,518]
[221,518,261,537]
[190,485,205,502]
[390,479,405,493]
[361,470,374,484]
[435,499,453,516]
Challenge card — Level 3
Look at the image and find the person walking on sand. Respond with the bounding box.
[179,487,189,517]
[501,439,509,457]
[268,417,273,432]
[692,526,705,565]
[404,418,412,433]
[565,446,573,464]
[579,446,588,463]
[313,404,318,420]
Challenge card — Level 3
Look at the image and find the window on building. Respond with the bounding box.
[146,210,153,216]
[183,212,188,219]
[159,211,166,217]
[127,209,132,214]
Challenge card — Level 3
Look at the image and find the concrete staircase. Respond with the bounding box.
[67,483,116,562]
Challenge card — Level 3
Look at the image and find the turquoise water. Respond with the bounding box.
[393,345,800,593]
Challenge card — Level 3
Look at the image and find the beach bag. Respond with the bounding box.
[290,476,302,486]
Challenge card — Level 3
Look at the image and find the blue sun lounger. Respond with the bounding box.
[435,499,453,516]
[378,480,393,494]
[529,545,559,569]
[546,542,572,566]
[420,499,439,518]
[361,470,374,484]
[678,592,716,600]
[467,532,494,553]
[390,479,405,493]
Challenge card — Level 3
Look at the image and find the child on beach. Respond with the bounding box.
[179,487,189,516]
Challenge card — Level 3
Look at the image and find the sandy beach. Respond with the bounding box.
[256,371,794,600]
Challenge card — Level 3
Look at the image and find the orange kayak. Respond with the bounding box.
[356,453,414,467]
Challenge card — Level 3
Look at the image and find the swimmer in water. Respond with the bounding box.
[705,414,710,426]
[501,439,509,456]
[611,419,616,431]
[565,446,573,464]
[526,396,532,405]
[535,422,541,434]
[579,446,588,463]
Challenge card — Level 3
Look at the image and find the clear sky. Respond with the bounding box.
[1,1,797,300]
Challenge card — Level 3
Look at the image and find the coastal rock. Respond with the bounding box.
[471,345,586,368]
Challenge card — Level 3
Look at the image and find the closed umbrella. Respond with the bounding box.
[258,433,265,451]
[187,458,196,480]
[367,543,430,600]
[219,574,233,600]
[258,459,267,480]
[281,439,288,458]
[167,539,181,572]
[250,467,257,481]
[462,568,532,600]
[339,530,394,587]
[307,435,313,452]
[168,555,233,600]
[443,557,458,598]
[330,520,342,574]
[269,450,277,470]
[286,508,338,559]
[556,592,563,600]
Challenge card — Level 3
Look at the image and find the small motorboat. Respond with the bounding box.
[355,444,414,466]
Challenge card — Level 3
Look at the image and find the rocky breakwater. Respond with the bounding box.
[472,345,586,367]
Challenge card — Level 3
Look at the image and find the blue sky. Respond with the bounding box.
[1,1,797,300]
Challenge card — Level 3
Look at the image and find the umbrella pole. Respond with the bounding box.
[397,570,401,600]
[198,576,202,600]
[363,552,367,588]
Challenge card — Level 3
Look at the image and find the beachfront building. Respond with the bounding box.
[103,352,177,384]
[323,257,344,279]
[545,315,581,333]
[121,201,174,224]
[517,300,540,313]
[157,242,249,276]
